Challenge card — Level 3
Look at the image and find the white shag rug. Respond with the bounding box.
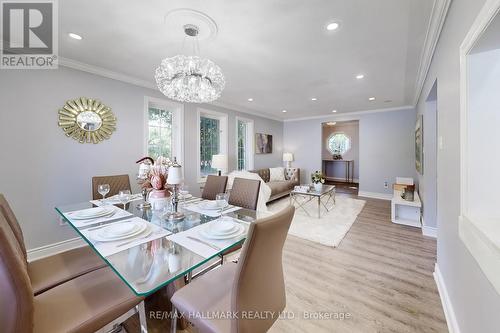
[268,195,366,247]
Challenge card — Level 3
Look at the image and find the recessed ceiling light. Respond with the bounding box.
[282,110,287,113]
[326,122,337,126]
[247,98,253,102]
[311,97,317,101]
[356,74,364,79]
[368,97,376,101]
[332,110,337,113]
[68,33,82,40]
[326,22,340,31]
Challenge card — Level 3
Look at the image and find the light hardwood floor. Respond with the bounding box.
[270,195,447,333]
[126,194,447,333]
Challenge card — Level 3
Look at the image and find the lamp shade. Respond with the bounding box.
[211,154,228,170]
[167,165,183,185]
[283,152,294,162]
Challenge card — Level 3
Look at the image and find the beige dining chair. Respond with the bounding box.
[228,178,261,211]
[0,212,146,333]
[0,194,106,295]
[171,205,295,333]
[202,175,229,200]
[91,174,131,200]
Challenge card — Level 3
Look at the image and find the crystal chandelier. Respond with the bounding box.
[155,24,225,103]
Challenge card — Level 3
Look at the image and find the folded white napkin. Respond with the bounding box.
[65,206,133,228]
[79,217,171,257]
[167,219,249,258]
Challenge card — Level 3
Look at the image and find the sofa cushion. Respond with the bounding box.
[250,169,270,183]
[269,167,285,181]
[268,180,296,196]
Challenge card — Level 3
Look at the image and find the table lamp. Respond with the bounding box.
[283,152,294,168]
[211,154,227,176]
[166,158,184,221]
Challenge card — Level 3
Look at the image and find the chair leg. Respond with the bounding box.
[137,301,148,333]
[170,306,178,333]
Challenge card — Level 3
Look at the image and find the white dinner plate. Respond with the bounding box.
[209,219,238,235]
[100,221,141,237]
[90,222,149,242]
[179,193,193,199]
[199,223,244,240]
[71,206,115,220]
[198,201,221,210]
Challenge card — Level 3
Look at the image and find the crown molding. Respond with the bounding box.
[283,105,415,122]
[58,57,284,122]
[59,57,156,89]
[209,100,284,122]
[412,0,452,105]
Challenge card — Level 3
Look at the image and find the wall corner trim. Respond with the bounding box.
[434,263,461,333]
[358,191,392,201]
[413,0,452,105]
[27,237,87,262]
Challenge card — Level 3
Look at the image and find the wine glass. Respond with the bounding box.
[179,184,189,206]
[118,190,131,210]
[216,193,229,217]
[98,184,110,201]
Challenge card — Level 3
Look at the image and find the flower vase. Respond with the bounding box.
[148,189,168,210]
[313,183,323,192]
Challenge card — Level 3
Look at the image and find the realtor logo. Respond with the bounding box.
[1,0,58,68]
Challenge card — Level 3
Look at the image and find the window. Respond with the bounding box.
[327,133,351,155]
[236,117,254,170]
[144,97,183,163]
[198,109,227,181]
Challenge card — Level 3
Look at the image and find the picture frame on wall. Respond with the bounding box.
[255,133,273,154]
[415,115,423,174]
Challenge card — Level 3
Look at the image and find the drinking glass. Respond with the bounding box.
[118,190,131,210]
[98,184,110,201]
[179,184,189,206]
[216,193,229,217]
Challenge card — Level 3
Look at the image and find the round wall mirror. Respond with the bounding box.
[58,97,116,144]
[76,111,102,131]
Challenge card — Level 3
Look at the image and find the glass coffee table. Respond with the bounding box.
[290,185,336,218]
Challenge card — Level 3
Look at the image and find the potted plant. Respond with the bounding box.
[311,171,325,191]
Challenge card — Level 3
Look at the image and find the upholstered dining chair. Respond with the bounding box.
[91,174,131,200]
[0,194,106,295]
[171,206,295,333]
[0,213,146,333]
[228,177,261,211]
[202,175,229,200]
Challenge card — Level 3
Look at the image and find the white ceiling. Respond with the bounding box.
[59,0,435,120]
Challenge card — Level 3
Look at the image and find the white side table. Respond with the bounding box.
[391,190,421,227]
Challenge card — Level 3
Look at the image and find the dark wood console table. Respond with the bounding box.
[322,159,354,183]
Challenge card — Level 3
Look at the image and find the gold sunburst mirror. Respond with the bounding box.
[58,97,117,144]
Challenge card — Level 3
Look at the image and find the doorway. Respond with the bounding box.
[321,120,359,195]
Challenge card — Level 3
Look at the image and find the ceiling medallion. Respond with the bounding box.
[155,23,225,103]
[58,97,116,144]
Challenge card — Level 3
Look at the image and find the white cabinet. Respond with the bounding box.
[391,190,421,227]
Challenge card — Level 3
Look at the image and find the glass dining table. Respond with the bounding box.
[55,198,268,297]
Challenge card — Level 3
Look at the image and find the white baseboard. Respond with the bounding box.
[326,176,360,183]
[27,237,87,262]
[434,263,460,333]
[422,225,437,238]
[358,191,392,200]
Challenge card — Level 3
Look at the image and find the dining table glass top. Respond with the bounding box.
[55,198,268,296]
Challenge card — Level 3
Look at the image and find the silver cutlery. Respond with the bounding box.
[187,236,221,251]
[116,230,154,248]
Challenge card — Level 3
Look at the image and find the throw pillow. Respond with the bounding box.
[269,167,285,181]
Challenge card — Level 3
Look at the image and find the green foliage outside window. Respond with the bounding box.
[200,117,220,176]
[237,120,247,170]
[147,107,172,160]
